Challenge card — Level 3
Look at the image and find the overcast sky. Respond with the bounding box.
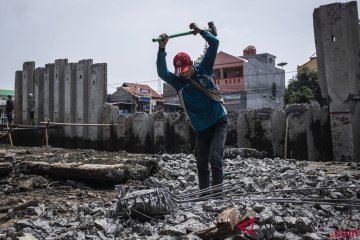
[0,0,357,94]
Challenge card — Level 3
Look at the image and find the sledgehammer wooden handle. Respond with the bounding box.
[152,21,217,42]
[152,30,201,42]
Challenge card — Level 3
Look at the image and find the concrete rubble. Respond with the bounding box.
[0,147,359,239]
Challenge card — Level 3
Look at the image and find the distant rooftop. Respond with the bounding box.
[0,89,15,96]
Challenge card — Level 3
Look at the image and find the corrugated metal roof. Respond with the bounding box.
[121,83,163,99]
[0,89,15,96]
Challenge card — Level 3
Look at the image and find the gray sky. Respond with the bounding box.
[0,0,357,94]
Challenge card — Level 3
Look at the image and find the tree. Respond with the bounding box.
[271,82,277,99]
[285,67,325,106]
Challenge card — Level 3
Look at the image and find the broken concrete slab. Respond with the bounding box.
[21,160,157,184]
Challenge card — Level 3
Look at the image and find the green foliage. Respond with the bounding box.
[285,68,325,105]
[272,82,277,98]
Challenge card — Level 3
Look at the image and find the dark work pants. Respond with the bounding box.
[6,111,12,124]
[195,117,228,190]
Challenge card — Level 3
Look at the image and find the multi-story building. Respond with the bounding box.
[213,46,285,111]
[108,83,163,114]
[0,89,15,123]
[162,46,286,112]
[297,54,317,72]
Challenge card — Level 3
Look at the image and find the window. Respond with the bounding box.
[238,79,240,83]
[223,72,227,78]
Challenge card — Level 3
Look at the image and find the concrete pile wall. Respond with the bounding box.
[314,1,360,161]
[56,104,329,161]
[15,59,107,143]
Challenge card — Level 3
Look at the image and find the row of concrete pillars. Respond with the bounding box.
[15,59,107,141]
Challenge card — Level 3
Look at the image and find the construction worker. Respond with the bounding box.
[6,95,14,124]
[156,23,228,190]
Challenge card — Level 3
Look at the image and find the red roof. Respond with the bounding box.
[122,83,163,99]
[214,51,246,68]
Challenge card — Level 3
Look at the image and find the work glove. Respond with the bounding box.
[158,33,168,48]
[189,23,201,35]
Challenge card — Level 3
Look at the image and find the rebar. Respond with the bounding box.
[116,183,360,218]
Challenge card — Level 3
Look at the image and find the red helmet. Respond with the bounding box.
[173,52,192,74]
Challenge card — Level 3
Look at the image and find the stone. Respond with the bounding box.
[259,211,274,225]
[252,204,265,213]
[337,174,350,182]
[94,218,116,234]
[181,218,206,233]
[303,232,322,240]
[18,233,38,240]
[279,166,292,173]
[15,220,34,230]
[32,219,51,234]
[272,231,285,240]
[273,216,286,232]
[283,216,297,229]
[183,212,202,221]
[160,225,186,236]
[262,227,275,240]
[78,215,94,230]
[244,229,264,240]
[284,232,301,240]
[295,217,314,234]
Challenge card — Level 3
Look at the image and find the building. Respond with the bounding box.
[212,51,247,111]
[213,46,285,111]
[0,89,15,123]
[239,46,285,109]
[162,83,181,112]
[162,46,285,112]
[108,83,163,114]
[297,54,317,72]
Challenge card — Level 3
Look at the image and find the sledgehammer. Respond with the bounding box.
[152,22,217,42]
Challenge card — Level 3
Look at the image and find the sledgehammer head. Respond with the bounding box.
[208,22,218,36]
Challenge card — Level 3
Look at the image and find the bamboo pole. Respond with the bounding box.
[40,122,117,127]
[45,120,49,148]
[6,123,13,147]
[284,114,290,160]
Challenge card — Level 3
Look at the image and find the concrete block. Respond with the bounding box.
[115,114,133,151]
[330,104,354,161]
[351,101,360,161]
[132,112,152,153]
[22,62,35,124]
[154,111,167,153]
[251,108,274,156]
[101,103,113,143]
[313,2,360,161]
[172,113,193,153]
[310,105,333,161]
[271,108,285,158]
[286,105,309,160]
[80,59,93,139]
[285,104,330,161]
[53,59,68,122]
[15,71,23,124]
[64,63,77,138]
[237,110,250,148]
[88,63,107,141]
[34,68,45,125]
[226,112,238,147]
[45,64,54,122]
[75,62,85,138]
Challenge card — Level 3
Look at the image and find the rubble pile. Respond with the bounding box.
[0,147,359,239]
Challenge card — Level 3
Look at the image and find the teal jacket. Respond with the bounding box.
[157,31,227,132]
